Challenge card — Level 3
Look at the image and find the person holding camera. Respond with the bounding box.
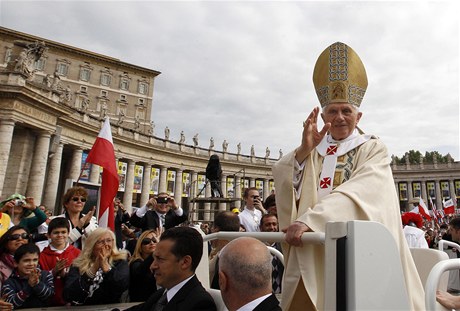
[129,192,187,232]
[238,187,266,232]
[0,194,47,234]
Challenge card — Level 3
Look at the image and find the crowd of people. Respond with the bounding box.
[0,182,285,310]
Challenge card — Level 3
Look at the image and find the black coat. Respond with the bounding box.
[64,259,129,305]
[129,256,157,302]
[253,293,282,311]
[125,275,216,311]
[129,209,187,232]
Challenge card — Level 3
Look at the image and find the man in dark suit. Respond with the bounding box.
[129,193,188,232]
[218,237,281,311]
[259,213,284,294]
[124,226,216,311]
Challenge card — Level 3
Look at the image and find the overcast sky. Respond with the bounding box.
[1,0,459,160]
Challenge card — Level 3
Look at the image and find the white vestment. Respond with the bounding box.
[272,135,425,310]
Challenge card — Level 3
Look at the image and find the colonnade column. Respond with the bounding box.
[263,179,270,200]
[68,148,83,182]
[0,120,15,197]
[421,181,428,207]
[26,131,51,203]
[174,169,183,206]
[123,160,135,211]
[159,166,168,194]
[449,180,456,206]
[407,180,414,202]
[89,164,100,184]
[234,176,242,209]
[435,180,442,210]
[249,178,255,188]
[219,174,227,211]
[189,171,198,222]
[140,163,152,207]
[42,143,63,211]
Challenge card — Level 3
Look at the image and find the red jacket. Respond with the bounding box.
[39,244,80,306]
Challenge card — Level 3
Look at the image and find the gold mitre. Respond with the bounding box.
[313,42,368,108]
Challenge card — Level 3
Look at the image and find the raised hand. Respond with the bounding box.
[296,107,331,163]
[78,206,95,229]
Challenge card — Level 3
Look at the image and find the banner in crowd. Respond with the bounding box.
[182,172,190,197]
[197,174,206,197]
[412,182,421,198]
[269,180,275,194]
[150,167,159,195]
[256,180,263,197]
[118,161,127,192]
[440,181,450,199]
[399,182,408,201]
[133,164,143,193]
[427,182,436,199]
[80,151,91,181]
[167,170,175,195]
[226,177,234,198]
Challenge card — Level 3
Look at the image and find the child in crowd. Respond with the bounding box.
[39,218,81,306]
[1,243,54,309]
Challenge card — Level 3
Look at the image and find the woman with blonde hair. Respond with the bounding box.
[63,228,129,305]
[128,229,160,302]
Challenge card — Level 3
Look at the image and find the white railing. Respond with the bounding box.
[425,258,460,311]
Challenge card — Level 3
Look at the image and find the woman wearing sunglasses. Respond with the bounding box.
[128,229,160,302]
[0,226,30,288]
[55,186,98,249]
[63,228,129,305]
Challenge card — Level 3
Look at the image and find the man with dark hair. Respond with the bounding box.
[125,226,216,311]
[129,193,187,232]
[239,187,266,232]
[209,211,240,289]
[219,237,281,311]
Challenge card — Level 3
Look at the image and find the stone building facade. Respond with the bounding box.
[0,26,458,223]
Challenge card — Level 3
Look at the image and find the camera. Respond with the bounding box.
[156,197,169,204]
[15,199,26,206]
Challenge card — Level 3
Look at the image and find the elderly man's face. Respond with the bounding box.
[321,103,362,140]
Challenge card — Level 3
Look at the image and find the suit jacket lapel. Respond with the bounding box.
[164,275,199,309]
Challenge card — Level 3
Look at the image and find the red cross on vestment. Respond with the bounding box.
[326,145,338,155]
[320,177,331,189]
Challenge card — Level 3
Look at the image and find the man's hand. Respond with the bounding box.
[146,198,157,209]
[282,221,311,247]
[296,107,331,163]
[168,197,178,210]
[253,197,267,214]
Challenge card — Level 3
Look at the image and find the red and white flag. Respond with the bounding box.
[86,118,119,231]
[443,198,455,215]
[418,198,432,221]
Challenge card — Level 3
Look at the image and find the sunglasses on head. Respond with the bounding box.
[141,238,157,245]
[71,197,87,203]
[8,233,29,241]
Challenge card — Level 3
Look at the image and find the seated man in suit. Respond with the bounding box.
[125,226,216,311]
[129,193,187,232]
[218,237,281,311]
[259,213,284,294]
